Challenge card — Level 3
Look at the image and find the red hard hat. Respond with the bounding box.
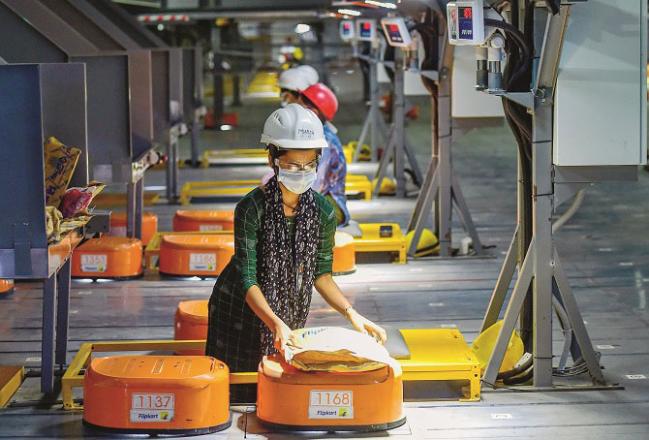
[301,83,338,121]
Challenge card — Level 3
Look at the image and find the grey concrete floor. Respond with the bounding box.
[1,94,649,439]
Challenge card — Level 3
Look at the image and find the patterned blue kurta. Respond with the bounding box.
[314,123,351,226]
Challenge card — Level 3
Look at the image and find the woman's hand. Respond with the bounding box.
[272,319,301,352]
[346,308,387,344]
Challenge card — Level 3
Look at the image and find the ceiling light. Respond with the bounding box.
[364,0,397,8]
[295,23,311,34]
[337,8,361,17]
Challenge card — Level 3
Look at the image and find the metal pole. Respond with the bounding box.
[481,227,518,333]
[531,98,554,387]
[126,181,135,238]
[529,6,573,388]
[354,50,382,162]
[436,64,453,256]
[232,73,242,106]
[135,178,144,240]
[483,239,536,386]
[165,132,174,201]
[393,57,406,197]
[41,273,57,393]
[552,250,606,384]
[191,112,200,166]
[55,259,71,368]
[369,50,379,160]
[167,126,180,201]
[373,126,396,197]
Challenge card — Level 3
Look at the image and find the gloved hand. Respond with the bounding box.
[346,308,387,345]
[272,319,301,352]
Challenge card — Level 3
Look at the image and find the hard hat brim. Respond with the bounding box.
[260,134,328,149]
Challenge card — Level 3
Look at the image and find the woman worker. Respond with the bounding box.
[206,104,386,403]
[300,83,350,227]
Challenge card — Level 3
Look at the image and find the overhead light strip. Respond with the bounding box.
[364,0,396,9]
[337,8,361,16]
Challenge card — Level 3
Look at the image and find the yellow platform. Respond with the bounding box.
[399,328,481,401]
[62,328,480,411]
[353,223,407,264]
[0,366,24,407]
[180,175,372,205]
[144,231,233,272]
[94,192,160,208]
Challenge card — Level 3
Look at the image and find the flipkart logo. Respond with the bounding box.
[160,411,169,420]
[338,408,349,417]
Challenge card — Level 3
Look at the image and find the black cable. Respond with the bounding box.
[498,353,533,380]
[503,365,534,385]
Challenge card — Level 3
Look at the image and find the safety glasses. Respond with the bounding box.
[274,158,319,172]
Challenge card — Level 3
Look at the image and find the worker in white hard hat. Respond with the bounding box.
[206,104,386,404]
[295,64,319,86]
[277,67,311,107]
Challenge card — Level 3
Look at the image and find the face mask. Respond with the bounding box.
[277,168,316,194]
[280,99,288,108]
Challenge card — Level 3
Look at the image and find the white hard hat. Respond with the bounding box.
[278,68,310,92]
[296,65,319,86]
[260,103,328,150]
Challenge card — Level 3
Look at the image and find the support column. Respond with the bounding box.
[531,98,554,387]
[55,259,71,368]
[392,57,406,197]
[41,274,57,393]
[436,65,453,256]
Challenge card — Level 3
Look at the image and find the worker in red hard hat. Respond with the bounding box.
[299,83,350,227]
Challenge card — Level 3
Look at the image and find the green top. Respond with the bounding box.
[230,187,337,293]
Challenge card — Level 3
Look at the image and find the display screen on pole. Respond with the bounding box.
[380,17,412,47]
[356,20,376,42]
[386,24,403,43]
[340,20,354,41]
[360,22,372,38]
[458,7,474,40]
[447,1,485,46]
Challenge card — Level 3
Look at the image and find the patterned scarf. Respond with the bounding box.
[258,175,320,355]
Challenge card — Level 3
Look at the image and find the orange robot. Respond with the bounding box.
[71,237,143,279]
[83,355,230,435]
[109,212,158,245]
[0,279,14,295]
[256,355,405,432]
[173,210,235,232]
[333,231,356,275]
[158,234,234,278]
[174,300,208,355]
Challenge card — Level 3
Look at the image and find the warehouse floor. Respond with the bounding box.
[1,96,648,439]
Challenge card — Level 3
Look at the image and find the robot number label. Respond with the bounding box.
[130,393,175,423]
[308,390,354,419]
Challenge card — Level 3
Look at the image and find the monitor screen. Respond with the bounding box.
[386,23,403,43]
[359,22,373,39]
